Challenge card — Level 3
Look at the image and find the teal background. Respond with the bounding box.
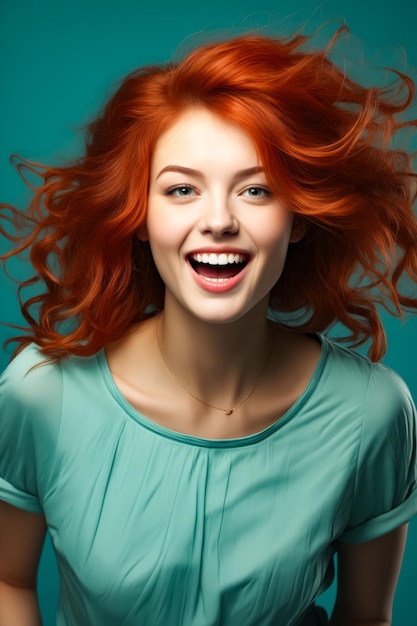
[0,1,416,623]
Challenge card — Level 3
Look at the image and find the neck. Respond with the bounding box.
[156,298,272,411]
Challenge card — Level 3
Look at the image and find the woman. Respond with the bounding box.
[0,27,416,625]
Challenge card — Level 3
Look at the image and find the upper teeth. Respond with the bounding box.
[191,253,246,265]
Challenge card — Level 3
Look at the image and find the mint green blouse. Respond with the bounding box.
[0,336,416,625]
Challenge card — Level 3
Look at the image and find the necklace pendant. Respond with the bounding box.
[225,409,233,415]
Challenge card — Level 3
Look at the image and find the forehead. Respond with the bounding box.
[151,108,261,170]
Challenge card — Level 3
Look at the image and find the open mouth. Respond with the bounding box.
[188,252,250,279]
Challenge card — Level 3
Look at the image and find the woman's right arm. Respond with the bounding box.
[0,500,47,626]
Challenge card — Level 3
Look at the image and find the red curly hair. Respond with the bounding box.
[1,27,417,360]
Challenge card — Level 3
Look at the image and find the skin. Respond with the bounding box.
[0,107,409,624]
[142,107,303,327]
[0,501,45,625]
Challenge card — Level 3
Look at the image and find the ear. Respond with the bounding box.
[136,224,149,241]
[289,215,306,244]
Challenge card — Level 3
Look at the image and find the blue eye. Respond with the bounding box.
[242,186,271,197]
[166,185,196,197]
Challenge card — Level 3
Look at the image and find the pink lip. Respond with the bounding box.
[187,246,250,256]
[191,269,249,293]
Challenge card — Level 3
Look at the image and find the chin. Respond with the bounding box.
[184,302,262,326]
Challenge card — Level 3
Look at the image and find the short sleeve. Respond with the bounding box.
[0,345,63,514]
[340,364,417,543]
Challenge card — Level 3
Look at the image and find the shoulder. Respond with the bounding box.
[0,345,67,501]
[1,344,64,413]
[323,336,415,442]
[0,347,69,460]
[363,360,415,452]
[367,359,414,424]
[324,336,412,402]
[1,344,108,421]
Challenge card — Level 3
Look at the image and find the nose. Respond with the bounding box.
[198,195,239,238]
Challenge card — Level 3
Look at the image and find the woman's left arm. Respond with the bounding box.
[329,524,409,626]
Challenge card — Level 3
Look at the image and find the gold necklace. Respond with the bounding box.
[156,319,274,415]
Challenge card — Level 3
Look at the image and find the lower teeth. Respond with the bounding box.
[189,258,246,279]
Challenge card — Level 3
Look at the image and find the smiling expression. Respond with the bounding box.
[144,108,302,324]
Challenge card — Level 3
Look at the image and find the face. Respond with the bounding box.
[144,108,302,324]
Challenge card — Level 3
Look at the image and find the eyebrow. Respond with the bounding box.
[155,165,265,180]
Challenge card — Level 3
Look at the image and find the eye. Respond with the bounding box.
[241,186,272,198]
[166,185,197,197]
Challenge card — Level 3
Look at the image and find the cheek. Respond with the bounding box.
[146,205,190,251]
[254,212,294,255]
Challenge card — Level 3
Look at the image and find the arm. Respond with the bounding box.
[0,500,47,626]
[329,524,408,626]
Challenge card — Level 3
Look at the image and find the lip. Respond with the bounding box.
[187,246,251,256]
[186,247,251,294]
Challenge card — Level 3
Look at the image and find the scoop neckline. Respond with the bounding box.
[97,334,330,449]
